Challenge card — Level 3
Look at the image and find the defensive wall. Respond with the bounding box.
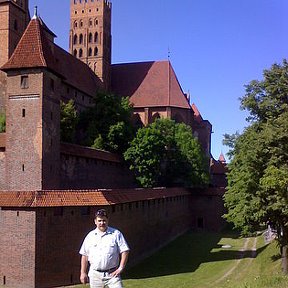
[0,187,225,288]
[60,143,135,189]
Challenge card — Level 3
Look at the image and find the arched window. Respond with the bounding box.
[73,49,77,57]
[79,34,83,44]
[88,33,93,43]
[151,113,161,123]
[80,20,83,27]
[73,34,78,45]
[95,19,98,26]
[79,49,83,58]
[89,19,93,27]
[94,47,98,56]
[74,21,78,28]
[88,48,92,56]
[94,32,98,43]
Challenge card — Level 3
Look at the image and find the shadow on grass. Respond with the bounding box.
[123,231,269,279]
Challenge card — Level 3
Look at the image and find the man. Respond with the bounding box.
[79,209,130,288]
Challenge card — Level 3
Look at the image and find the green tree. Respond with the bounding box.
[124,118,209,188]
[224,59,288,273]
[0,112,5,133]
[78,92,134,153]
[60,100,78,143]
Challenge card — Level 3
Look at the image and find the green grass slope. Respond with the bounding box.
[6,231,286,288]
[123,232,288,288]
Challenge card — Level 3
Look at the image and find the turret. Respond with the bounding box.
[69,0,112,90]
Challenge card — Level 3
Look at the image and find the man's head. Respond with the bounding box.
[94,209,109,232]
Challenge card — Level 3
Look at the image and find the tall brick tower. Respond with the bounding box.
[0,0,30,111]
[69,0,112,90]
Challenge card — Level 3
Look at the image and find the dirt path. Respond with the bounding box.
[213,236,257,285]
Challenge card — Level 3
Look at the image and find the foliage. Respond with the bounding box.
[0,112,5,133]
[60,100,78,143]
[223,59,288,272]
[124,118,209,188]
[78,93,134,153]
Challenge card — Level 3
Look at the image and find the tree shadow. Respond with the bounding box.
[123,231,269,279]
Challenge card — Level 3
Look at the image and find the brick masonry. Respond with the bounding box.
[0,209,36,288]
[0,187,225,288]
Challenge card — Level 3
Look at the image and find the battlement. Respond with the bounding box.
[71,0,112,9]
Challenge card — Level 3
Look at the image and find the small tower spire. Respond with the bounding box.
[219,152,226,164]
[32,6,38,19]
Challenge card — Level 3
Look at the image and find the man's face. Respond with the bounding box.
[95,216,108,232]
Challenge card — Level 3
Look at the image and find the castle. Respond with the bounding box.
[0,1,227,287]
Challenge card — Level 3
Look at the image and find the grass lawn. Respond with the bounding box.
[72,231,288,288]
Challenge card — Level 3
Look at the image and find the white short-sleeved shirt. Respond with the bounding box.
[79,226,129,271]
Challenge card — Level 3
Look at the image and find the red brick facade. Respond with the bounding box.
[0,187,225,288]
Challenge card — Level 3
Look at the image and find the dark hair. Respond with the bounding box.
[95,209,108,218]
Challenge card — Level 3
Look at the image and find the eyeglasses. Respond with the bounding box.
[95,209,108,218]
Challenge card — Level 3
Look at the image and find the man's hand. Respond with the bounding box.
[80,272,89,284]
[110,266,123,278]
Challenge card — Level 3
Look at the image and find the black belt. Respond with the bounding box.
[96,267,117,273]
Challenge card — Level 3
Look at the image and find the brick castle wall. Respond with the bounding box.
[60,143,135,189]
[0,187,225,288]
[0,208,36,288]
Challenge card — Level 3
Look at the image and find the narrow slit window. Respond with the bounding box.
[22,108,25,117]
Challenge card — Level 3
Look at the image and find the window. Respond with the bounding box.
[79,34,83,44]
[21,75,29,89]
[88,48,92,56]
[94,32,98,43]
[79,49,83,57]
[73,34,78,44]
[94,47,98,56]
[22,108,25,117]
[88,33,92,43]
[73,49,77,57]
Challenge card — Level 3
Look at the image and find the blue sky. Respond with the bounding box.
[29,0,288,161]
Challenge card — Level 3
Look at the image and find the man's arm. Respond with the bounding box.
[80,255,89,284]
[112,250,129,277]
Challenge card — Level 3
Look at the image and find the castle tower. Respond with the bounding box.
[0,0,30,67]
[1,14,61,191]
[0,0,30,111]
[69,0,112,90]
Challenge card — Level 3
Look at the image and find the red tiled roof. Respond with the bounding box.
[1,17,102,96]
[0,188,192,207]
[111,61,191,109]
[1,18,58,71]
[60,143,121,163]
